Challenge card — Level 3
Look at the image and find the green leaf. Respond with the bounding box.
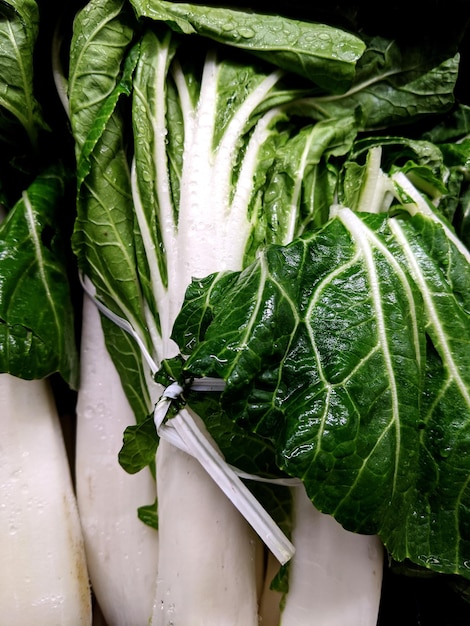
[245,114,358,255]
[0,167,78,387]
[422,104,470,144]
[101,316,154,427]
[129,0,366,93]
[387,215,470,575]
[68,0,136,154]
[176,210,425,532]
[352,37,458,128]
[76,42,140,190]
[173,207,470,578]
[186,389,282,480]
[70,3,153,421]
[351,136,447,178]
[137,499,158,530]
[297,38,459,131]
[118,414,158,474]
[0,0,47,149]
[72,101,147,346]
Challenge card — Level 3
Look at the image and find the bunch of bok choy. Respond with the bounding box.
[63,0,470,623]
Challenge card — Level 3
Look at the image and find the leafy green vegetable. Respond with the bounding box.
[67,0,136,151]
[118,413,158,473]
[68,0,470,586]
[292,38,459,130]
[0,0,80,387]
[0,167,78,387]
[69,1,366,424]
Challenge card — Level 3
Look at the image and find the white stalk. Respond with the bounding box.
[152,440,261,626]
[148,49,384,626]
[356,146,394,215]
[154,400,295,565]
[150,53,269,626]
[0,374,92,625]
[280,485,383,626]
[76,291,159,626]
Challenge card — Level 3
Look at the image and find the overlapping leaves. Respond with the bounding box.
[129,0,366,93]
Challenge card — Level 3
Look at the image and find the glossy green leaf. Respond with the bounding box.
[69,2,154,423]
[295,38,459,131]
[0,167,78,386]
[0,0,47,149]
[129,0,366,93]
[174,208,470,578]
[137,499,158,530]
[68,0,136,153]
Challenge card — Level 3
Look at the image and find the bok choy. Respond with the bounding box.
[66,0,470,622]
[0,1,91,621]
[0,157,90,626]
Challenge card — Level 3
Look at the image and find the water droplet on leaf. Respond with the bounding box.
[237,27,255,39]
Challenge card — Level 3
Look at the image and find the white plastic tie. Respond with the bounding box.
[80,272,159,375]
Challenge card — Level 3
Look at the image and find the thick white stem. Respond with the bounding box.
[150,55,270,624]
[0,374,92,625]
[76,293,158,626]
[280,486,383,626]
[151,440,260,626]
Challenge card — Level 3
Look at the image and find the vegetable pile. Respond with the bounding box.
[1,0,470,623]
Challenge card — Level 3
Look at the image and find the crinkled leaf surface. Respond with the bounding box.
[69,3,470,560]
[174,208,470,578]
[387,215,470,574]
[0,168,78,387]
[296,38,459,131]
[70,9,357,426]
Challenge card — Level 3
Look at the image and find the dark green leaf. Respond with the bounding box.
[68,0,136,153]
[174,208,470,578]
[298,39,459,130]
[0,0,47,149]
[0,167,78,386]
